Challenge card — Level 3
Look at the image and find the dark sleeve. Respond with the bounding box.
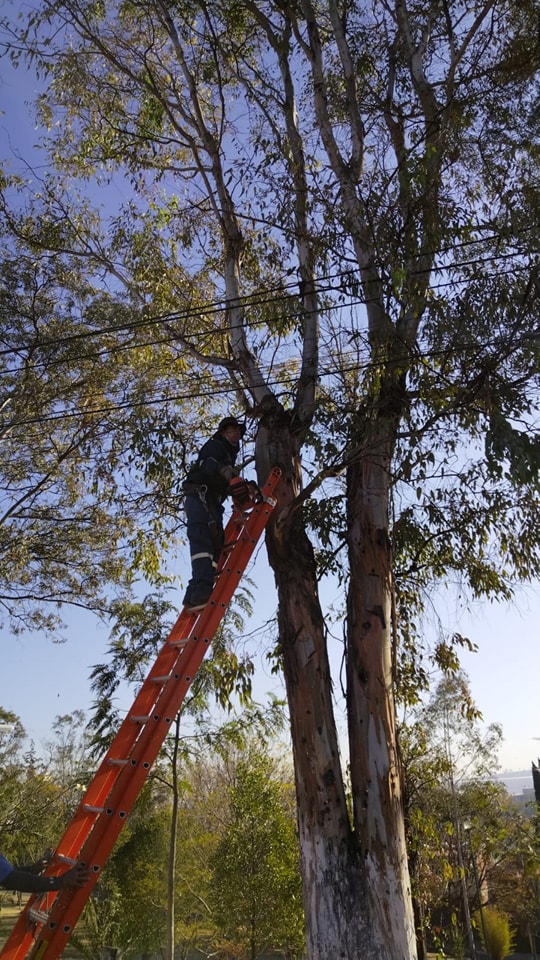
[0,855,13,885]
[1,868,60,893]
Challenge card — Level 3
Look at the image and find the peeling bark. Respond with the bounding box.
[346,434,416,959]
[256,422,376,959]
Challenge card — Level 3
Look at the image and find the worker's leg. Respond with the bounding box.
[183,495,222,607]
[207,499,225,567]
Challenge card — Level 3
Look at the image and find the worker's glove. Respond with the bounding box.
[229,476,252,509]
[245,480,263,504]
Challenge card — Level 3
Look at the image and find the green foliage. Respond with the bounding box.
[0,710,91,868]
[0,234,188,636]
[444,915,465,960]
[210,749,304,959]
[92,808,171,959]
[92,735,300,959]
[475,906,516,960]
[479,802,540,939]
[86,589,273,756]
[486,411,540,484]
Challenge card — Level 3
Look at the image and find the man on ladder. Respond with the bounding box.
[182,415,251,609]
[0,461,281,960]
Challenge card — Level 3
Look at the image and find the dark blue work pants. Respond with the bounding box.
[183,493,224,603]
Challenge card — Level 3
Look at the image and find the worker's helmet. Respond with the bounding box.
[217,416,246,438]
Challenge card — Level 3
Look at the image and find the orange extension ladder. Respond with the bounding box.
[0,467,281,960]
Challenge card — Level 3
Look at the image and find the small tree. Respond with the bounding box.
[0,710,69,869]
[476,906,515,960]
[95,803,170,960]
[210,749,304,960]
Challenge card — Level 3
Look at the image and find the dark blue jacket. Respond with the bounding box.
[183,433,239,502]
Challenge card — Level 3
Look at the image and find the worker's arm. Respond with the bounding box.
[1,862,90,892]
[197,440,237,482]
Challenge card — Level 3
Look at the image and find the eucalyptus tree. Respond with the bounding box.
[0,234,194,635]
[2,2,539,959]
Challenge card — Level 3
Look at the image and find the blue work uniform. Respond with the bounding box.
[182,432,240,606]
[0,855,13,885]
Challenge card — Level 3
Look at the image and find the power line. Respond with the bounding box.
[0,219,536,367]
[0,280,528,423]
[1,300,537,434]
[3,324,538,434]
[0,235,536,436]
[0,252,536,377]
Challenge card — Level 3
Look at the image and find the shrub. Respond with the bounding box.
[475,906,515,960]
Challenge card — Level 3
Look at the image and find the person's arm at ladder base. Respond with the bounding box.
[0,854,89,893]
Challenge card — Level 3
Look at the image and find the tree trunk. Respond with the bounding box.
[346,440,417,959]
[257,421,374,959]
[413,896,427,960]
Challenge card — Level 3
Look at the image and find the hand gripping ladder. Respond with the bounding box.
[0,467,281,960]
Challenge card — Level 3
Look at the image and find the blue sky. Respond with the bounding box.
[1,21,539,783]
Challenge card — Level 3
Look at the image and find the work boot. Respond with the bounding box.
[183,587,212,610]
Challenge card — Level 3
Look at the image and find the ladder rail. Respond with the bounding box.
[0,467,280,960]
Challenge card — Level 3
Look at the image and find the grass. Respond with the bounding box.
[0,897,83,958]
[0,897,26,948]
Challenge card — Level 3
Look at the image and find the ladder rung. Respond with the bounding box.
[168,638,188,648]
[27,908,50,925]
[82,804,104,814]
[151,675,171,683]
[130,716,150,723]
[55,855,76,865]
[107,758,128,766]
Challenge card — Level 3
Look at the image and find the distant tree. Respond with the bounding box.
[401,671,503,953]
[210,748,304,960]
[42,712,95,824]
[0,710,65,869]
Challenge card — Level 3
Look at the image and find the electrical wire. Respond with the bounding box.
[0,250,536,378]
[0,316,537,434]
[3,320,538,434]
[0,212,537,364]
[0,220,536,435]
